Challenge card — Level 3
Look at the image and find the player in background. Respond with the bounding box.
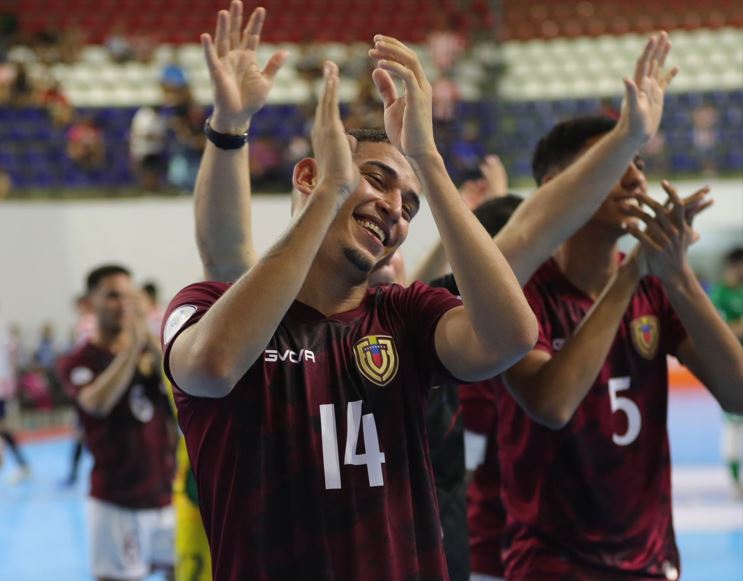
[57,265,176,581]
[163,1,539,573]
[711,246,743,494]
[491,112,743,580]
[0,311,31,484]
[185,7,691,577]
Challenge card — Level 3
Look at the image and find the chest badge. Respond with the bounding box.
[353,335,399,386]
[630,315,660,360]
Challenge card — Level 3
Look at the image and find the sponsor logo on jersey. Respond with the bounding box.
[353,335,399,386]
[129,384,154,423]
[630,315,660,360]
[264,349,316,363]
[70,366,94,386]
[162,305,197,345]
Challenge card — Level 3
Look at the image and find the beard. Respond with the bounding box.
[342,246,374,274]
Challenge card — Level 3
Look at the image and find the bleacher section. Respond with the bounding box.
[2,89,740,190]
[14,0,743,44]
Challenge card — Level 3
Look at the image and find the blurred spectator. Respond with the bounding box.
[160,59,190,106]
[105,21,134,63]
[250,137,284,191]
[34,323,57,374]
[0,314,31,482]
[39,75,73,127]
[168,102,207,193]
[346,65,383,129]
[459,154,509,211]
[450,119,486,181]
[58,21,86,64]
[8,62,36,106]
[141,281,165,338]
[428,13,466,74]
[0,168,11,200]
[692,103,719,175]
[70,294,97,348]
[432,71,461,124]
[130,105,168,191]
[66,116,106,170]
[18,356,54,411]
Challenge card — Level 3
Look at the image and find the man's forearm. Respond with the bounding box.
[497,125,643,285]
[194,140,256,283]
[505,263,640,429]
[669,268,743,411]
[173,187,340,395]
[409,151,534,351]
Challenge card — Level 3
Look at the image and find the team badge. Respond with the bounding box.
[353,335,399,386]
[162,305,197,345]
[630,315,660,360]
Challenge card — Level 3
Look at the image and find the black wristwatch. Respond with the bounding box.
[203,117,249,149]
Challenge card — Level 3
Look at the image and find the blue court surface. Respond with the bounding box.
[1,391,741,580]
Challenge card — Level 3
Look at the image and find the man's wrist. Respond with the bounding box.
[407,148,445,174]
[204,117,249,150]
[612,117,650,150]
[208,112,251,136]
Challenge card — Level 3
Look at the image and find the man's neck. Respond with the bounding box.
[553,223,622,300]
[297,259,370,317]
[91,328,129,353]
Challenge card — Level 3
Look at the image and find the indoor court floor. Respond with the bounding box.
[0,390,741,580]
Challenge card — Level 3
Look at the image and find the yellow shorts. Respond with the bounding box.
[174,491,212,581]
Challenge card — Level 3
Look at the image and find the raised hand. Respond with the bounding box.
[480,154,508,198]
[369,36,436,160]
[623,181,712,280]
[201,1,288,133]
[311,61,359,199]
[617,31,679,145]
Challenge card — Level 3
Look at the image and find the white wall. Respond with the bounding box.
[1,178,741,349]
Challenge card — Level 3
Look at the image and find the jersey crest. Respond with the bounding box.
[353,335,399,386]
[630,315,660,360]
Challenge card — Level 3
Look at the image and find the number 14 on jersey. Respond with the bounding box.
[320,401,386,490]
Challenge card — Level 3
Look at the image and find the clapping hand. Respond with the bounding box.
[201,1,288,134]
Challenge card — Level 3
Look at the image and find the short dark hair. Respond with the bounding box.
[142,281,158,301]
[86,264,131,293]
[346,128,390,144]
[724,247,743,265]
[532,116,617,185]
[473,194,523,237]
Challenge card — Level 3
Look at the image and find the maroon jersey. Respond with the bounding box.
[460,379,505,577]
[57,341,174,509]
[497,258,687,581]
[162,280,463,581]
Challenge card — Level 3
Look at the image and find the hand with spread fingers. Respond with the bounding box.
[201,1,288,134]
[311,61,360,199]
[368,35,436,160]
[617,31,679,145]
[623,181,712,280]
[480,154,509,198]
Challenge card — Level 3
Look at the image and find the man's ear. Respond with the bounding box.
[292,157,318,195]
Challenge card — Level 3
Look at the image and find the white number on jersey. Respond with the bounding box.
[319,401,386,490]
[608,376,642,446]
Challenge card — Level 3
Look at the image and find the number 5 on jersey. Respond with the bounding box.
[320,401,386,490]
[608,376,642,446]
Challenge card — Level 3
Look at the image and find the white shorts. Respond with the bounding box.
[86,497,174,580]
[470,574,505,581]
[722,416,743,461]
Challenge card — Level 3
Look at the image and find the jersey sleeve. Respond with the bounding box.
[393,280,464,388]
[523,282,553,355]
[161,281,229,388]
